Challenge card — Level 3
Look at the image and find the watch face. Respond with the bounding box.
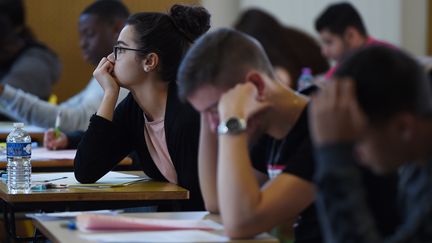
[226,118,242,131]
[218,117,247,135]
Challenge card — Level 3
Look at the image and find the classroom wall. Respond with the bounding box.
[25,0,198,102]
[202,0,428,56]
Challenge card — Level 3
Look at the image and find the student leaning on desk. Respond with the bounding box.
[73,4,211,212]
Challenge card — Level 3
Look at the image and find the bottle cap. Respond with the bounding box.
[13,123,24,128]
[301,67,312,75]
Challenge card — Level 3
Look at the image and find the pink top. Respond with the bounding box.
[143,113,178,184]
[324,37,396,79]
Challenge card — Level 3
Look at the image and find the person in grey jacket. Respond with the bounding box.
[309,46,432,243]
[0,0,129,132]
[0,0,61,105]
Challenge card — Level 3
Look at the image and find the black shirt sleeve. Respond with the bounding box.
[74,95,136,183]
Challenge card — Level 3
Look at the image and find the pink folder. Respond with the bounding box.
[76,214,218,232]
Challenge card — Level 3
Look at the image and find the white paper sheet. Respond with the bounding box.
[0,147,76,161]
[80,230,230,242]
[30,147,76,160]
[80,230,274,242]
[26,210,122,221]
[31,171,146,186]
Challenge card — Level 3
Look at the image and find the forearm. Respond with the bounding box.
[96,92,119,121]
[218,134,262,232]
[74,115,130,183]
[0,84,57,128]
[198,115,219,213]
[314,143,382,243]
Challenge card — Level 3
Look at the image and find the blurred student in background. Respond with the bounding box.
[310,46,432,243]
[315,2,395,79]
[0,0,61,120]
[235,9,328,90]
[2,0,130,150]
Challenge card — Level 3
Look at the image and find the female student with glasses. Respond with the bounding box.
[74,4,211,211]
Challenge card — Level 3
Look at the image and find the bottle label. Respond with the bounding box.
[7,143,31,157]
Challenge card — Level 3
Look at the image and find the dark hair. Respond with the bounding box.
[315,2,367,37]
[126,4,210,83]
[335,46,432,123]
[178,28,274,101]
[0,0,35,44]
[81,0,130,24]
[0,0,24,28]
[235,9,328,89]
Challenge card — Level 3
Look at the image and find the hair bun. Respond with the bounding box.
[169,4,211,42]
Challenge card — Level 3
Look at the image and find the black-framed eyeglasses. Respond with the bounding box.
[113,46,145,60]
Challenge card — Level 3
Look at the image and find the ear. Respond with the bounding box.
[245,71,266,100]
[142,53,159,72]
[343,27,360,48]
[389,113,417,142]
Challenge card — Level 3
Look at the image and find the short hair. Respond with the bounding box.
[315,2,367,37]
[178,28,275,101]
[127,4,210,83]
[335,46,432,123]
[235,9,329,89]
[81,0,130,24]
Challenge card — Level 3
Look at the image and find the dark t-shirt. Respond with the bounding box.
[251,107,399,243]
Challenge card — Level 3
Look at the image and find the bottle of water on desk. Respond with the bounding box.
[7,123,31,193]
[297,67,314,92]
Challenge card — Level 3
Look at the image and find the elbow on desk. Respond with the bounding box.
[73,170,98,184]
[224,221,258,240]
[204,202,219,214]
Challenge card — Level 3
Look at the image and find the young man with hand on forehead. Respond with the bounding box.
[310,46,432,242]
[177,29,399,242]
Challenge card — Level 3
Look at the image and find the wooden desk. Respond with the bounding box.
[0,172,188,240]
[0,122,46,143]
[32,211,278,243]
[0,177,188,203]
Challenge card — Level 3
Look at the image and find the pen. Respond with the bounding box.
[54,111,62,138]
[34,176,68,183]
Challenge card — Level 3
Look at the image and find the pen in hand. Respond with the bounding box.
[54,111,62,138]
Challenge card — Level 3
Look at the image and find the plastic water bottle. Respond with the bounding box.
[7,123,31,193]
[297,67,314,91]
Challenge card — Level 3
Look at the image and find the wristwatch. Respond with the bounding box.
[217,117,247,135]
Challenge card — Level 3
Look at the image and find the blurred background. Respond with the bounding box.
[24,0,430,101]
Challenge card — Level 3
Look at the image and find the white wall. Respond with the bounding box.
[202,0,428,56]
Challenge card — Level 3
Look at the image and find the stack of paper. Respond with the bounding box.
[76,214,223,232]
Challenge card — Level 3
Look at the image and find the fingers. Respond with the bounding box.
[43,129,55,148]
[44,131,68,150]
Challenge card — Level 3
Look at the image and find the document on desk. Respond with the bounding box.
[77,214,223,232]
[31,148,76,160]
[0,148,76,161]
[31,171,148,187]
[79,230,274,242]
[80,230,231,242]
